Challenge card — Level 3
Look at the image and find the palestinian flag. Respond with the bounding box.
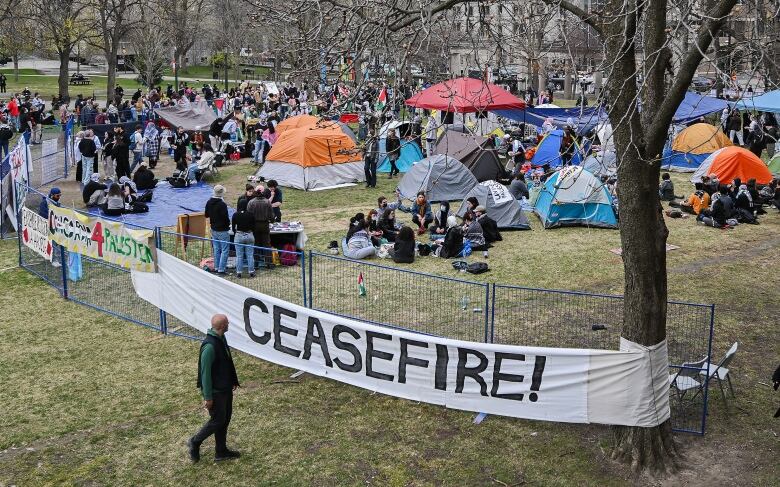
[358,272,366,297]
[376,87,387,110]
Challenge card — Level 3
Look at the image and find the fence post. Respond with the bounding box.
[301,250,307,308]
[59,245,69,299]
[484,284,490,343]
[155,227,167,335]
[701,304,716,435]
[490,283,496,344]
[308,250,313,309]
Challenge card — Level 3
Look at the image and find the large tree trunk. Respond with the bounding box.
[106,49,118,102]
[605,0,678,474]
[58,48,70,100]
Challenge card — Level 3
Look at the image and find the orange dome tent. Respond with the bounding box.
[690,146,772,185]
[256,115,364,190]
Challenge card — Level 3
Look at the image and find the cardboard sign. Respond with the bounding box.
[21,207,52,261]
[48,206,156,272]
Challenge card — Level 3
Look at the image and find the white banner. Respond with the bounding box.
[481,180,513,205]
[21,207,52,261]
[132,252,670,427]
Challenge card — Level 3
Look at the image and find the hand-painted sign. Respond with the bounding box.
[21,207,52,261]
[48,206,156,272]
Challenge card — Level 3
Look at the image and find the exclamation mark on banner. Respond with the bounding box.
[529,356,546,402]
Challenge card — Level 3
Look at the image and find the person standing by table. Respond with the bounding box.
[246,185,274,268]
[188,313,241,463]
[267,179,283,222]
[205,185,230,275]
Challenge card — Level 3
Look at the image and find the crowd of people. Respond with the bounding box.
[341,190,502,264]
[662,172,780,228]
[204,181,284,276]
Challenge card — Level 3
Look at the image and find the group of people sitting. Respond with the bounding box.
[81,171,154,216]
[661,172,779,228]
[342,191,502,263]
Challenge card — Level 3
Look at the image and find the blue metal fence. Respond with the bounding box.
[16,190,716,435]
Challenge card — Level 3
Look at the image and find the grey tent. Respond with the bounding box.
[456,181,531,230]
[581,151,617,179]
[155,100,217,132]
[435,129,506,182]
[397,155,478,202]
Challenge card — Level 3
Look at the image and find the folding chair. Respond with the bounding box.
[669,356,709,404]
[700,342,738,408]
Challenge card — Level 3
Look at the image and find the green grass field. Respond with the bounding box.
[3,146,779,484]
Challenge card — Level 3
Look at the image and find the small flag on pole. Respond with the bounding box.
[358,272,366,297]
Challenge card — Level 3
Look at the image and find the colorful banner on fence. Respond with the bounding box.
[21,207,52,261]
[48,206,156,272]
[132,251,670,427]
[2,137,32,230]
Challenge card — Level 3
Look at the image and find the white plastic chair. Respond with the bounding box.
[700,342,738,407]
[669,356,709,403]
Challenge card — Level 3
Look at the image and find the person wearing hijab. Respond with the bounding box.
[143,121,161,169]
[434,215,464,258]
[429,201,450,237]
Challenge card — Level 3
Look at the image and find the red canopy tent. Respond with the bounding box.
[405,77,526,113]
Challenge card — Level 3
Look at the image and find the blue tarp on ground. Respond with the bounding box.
[673,92,729,123]
[733,90,780,114]
[495,107,608,134]
[88,181,231,228]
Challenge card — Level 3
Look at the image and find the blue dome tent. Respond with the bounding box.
[530,129,584,168]
[377,120,424,173]
[534,166,618,229]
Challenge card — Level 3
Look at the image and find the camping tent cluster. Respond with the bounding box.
[662,123,733,172]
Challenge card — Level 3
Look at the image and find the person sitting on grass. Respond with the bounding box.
[659,173,679,202]
[102,183,126,216]
[679,183,710,215]
[433,216,464,258]
[399,191,433,234]
[429,201,450,238]
[133,163,158,190]
[82,173,107,207]
[345,213,376,259]
[474,205,501,243]
[735,184,759,224]
[746,178,767,214]
[698,185,734,228]
[390,226,416,264]
[378,208,399,242]
[376,192,401,220]
[462,211,486,250]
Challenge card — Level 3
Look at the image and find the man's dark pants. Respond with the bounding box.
[191,391,233,453]
[364,158,377,187]
[253,221,271,267]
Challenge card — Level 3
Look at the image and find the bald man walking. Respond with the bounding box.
[188,314,241,463]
